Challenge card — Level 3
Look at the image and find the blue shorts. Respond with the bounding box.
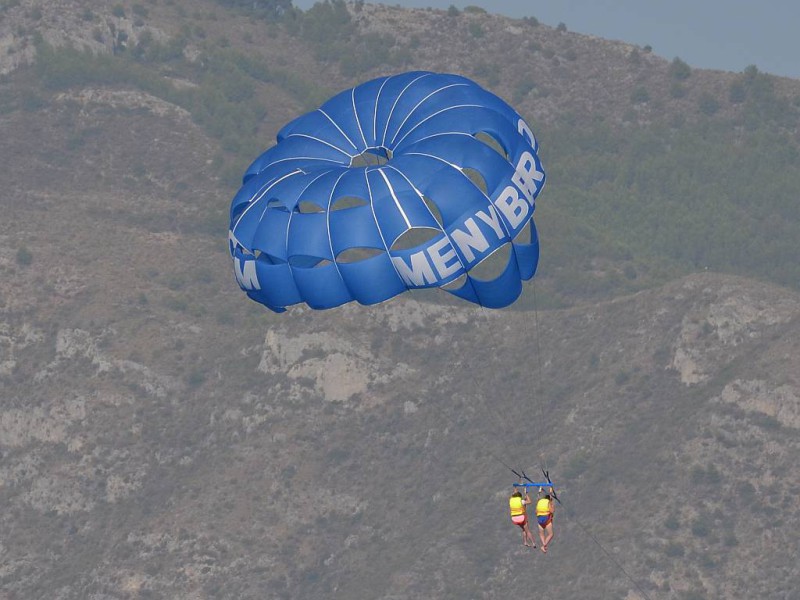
[537,515,552,528]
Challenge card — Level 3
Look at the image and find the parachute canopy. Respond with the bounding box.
[228,71,545,312]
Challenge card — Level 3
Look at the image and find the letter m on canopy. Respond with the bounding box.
[234,256,261,290]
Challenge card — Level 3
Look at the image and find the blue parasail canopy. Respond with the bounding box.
[228,71,546,312]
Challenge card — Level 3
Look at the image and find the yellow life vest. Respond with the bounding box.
[509,496,526,517]
[536,498,552,516]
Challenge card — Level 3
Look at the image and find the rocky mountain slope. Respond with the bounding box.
[1,1,799,599]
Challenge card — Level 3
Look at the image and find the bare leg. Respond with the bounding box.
[524,524,536,548]
[538,524,547,550]
[542,522,554,551]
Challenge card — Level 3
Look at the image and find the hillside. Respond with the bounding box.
[3,0,800,302]
[1,1,799,599]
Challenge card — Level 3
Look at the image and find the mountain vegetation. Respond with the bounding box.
[0,1,798,599]
[4,0,799,305]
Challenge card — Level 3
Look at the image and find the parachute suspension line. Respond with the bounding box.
[529,281,550,475]
[416,361,527,482]
[557,501,655,600]
[444,270,518,451]
[525,286,653,600]
[417,289,527,483]
[442,279,550,485]
[473,303,522,442]
[416,302,653,600]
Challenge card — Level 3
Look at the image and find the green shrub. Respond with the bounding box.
[670,83,687,98]
[212,0,292,20]
[729,80,746,103]
[512,78,536,102]
[690,515,710,537]
[563,450,590,478]
[698,92,720,115]
[665,542,684,557]
[468,22,484,38]
[16,246,32,266]
[186,369,206,388]
[132,3,149,18]
[631,86,649,104]
[670,57,692,80]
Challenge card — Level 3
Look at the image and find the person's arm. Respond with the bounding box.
[524,493,532,505]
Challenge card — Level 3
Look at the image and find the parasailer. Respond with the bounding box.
[509,489,537,549]
[535,491,555,553]
[227,71,545,312]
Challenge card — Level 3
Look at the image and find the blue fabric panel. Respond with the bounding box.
[338,253,407,305]
[245,137,350,182]
[404,133,516,197]
[287,213,333,260]
[282,110,359,155]
[384,83,478,147]
[231,199,269,249]
[410,165,491,228]
[292,263,352,309]
[330,169,371,200]
[316,87,370,152]
[378,168,441,229]
[380,73,471,145]
[352,76,392,147]
[231,171,277,219]
[450,253,523,308]
[251,207,290,260]
[329,205,385,254]
[251,259,302,310]
[296,170,343,209]
[373,72,434,146]
[267,170,333,212]
[365,174,408,246]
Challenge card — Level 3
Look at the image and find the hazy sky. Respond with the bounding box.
[291,1,800,79]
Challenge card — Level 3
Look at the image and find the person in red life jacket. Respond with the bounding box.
[509,490,536,548]
[535,492,555,553]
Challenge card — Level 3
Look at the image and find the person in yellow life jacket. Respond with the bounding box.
[509,490,536,548]
[535,493,555,553]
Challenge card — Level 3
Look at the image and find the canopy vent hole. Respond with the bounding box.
[350,146,392,168]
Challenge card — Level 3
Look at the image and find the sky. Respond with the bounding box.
[291,0,800,79]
